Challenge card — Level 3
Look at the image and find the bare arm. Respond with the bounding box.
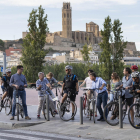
[79,80,86,88]
[76,82,79,92]
[62,83,65,93]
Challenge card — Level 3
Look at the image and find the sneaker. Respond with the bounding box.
[25,116,31,120]
[71,116,75,120]
[53,110,58,114]
[110,115,116,120]
[97,117,103,121]
[37,115,41,119]
[10,116,14,120]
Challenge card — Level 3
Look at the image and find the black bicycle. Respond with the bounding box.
[128,91,140,129]
[15,90,24,121]
[59,89,77,121]
[103,88,127,126]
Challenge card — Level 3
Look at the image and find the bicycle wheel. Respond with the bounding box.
[19,104,24,118]
[59,101,77,121]
[50,108,55,117]
[5,98,12,115]
[16,104,19,121]
[57,102,61,113]
[128,104,140,129]
[104,102,119,126]
[0,97,2,112]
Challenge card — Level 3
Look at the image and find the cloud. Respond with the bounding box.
[0,0,138,8]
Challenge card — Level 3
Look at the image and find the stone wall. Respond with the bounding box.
[125,42,136,51]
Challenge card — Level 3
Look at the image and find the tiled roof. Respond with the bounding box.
[5,47,22,56]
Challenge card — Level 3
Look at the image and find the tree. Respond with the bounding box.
[0,39,4,47]
[11,66,17,75]
[21,5,49,82]
[111,19,127,78]
[99,16,112,80]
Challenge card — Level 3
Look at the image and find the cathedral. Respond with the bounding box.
[45,2,102,48]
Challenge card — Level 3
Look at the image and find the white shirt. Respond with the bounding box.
[84,77,93,89]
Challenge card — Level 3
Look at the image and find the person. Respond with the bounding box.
[61,65,79,120]
[1,69,13,107]
[117,67,134,122]
[36,72,57,119]
[89,72,108,121]
[80,69,97,117]
[130,71,140,126]
[0,76,4,94]
[9,65,31,120]
[131,65,138,72]
[109,72,122,103]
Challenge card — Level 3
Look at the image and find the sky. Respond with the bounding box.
[0,0,140,50]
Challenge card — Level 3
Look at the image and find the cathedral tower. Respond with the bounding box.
[62,2,72,38]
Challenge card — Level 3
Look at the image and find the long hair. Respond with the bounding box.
[112,72,120,81]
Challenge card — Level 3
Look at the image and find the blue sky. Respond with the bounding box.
[0,0,140,50]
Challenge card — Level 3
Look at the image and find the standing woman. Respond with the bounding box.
[109,72,121,103]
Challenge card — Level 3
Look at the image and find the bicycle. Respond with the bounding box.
[81,88,97,123]
[128,91,140,129]
[15,89,24,121]
[59,89,77,121]
[103,87,127,126]
[0,92,12,115]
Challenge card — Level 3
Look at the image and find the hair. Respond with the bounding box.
[112,72,120,81]
[125,67,132,74]
[47,72,53,77]
[88,69,94,73]
[17,65,23,70]
[90,72,96,77]
[38,72,43,77]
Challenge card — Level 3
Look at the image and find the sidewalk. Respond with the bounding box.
[0,105,140,140]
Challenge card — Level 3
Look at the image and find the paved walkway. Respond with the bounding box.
[0,105,140,140]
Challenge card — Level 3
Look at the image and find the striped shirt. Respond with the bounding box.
[92,77,107,94]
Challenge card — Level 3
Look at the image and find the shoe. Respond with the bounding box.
[37,115,41,119]
[110,115,116,120]
[97,117,103,121]
[71,116,75,120]
[10,116,14,120]
[25,116,31,120]
[1,101,4,107]
[53,110,58,114]
[136,123,140,127]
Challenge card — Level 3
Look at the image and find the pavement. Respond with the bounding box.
[0,88,140,140]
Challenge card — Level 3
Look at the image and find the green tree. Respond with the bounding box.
[11,66,17,75]
[0,39,4,47]
[21,5,49,82]
[111,19,127,78]
[99,16,112,80]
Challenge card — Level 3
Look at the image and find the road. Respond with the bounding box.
[0,128,96,140]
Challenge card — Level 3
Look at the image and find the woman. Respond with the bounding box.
[109,72,121,103]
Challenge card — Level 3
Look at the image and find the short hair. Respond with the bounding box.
[125,67,131,74]
[47,72,53,77]
[90,72,96,77]
[17,65,23,70]
[88,69,94,73]
[38,72,43,77]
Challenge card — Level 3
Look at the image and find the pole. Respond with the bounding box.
[80,97,83,124]
[119,94,123,128]
[3,52,6,74]
[46,94,50,121]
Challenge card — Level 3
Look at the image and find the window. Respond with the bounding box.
[67,4,68,9]
[67,21,69,25]
[91,27,93,31]
[64,13,66,18]
[67,13,69,18]
[88,27,90,32]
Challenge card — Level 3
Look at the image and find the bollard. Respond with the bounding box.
[46,94,50,121]
[119,95,123,128]
[80,97,83,124]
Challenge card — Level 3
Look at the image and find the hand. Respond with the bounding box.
[24,85,27,88]
[116,87,119,90]
[15,85,19,89]
[99,86,103,90]
[50,86,53,90]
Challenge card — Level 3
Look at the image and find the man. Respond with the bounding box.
[36,72,57,118]
[131,65,138,72]
[9,65,31,120]
[80,70,97,117]
[117,67,134,122]
[89,72,108,121]
[61,65,79,120]
[1,69,13,107]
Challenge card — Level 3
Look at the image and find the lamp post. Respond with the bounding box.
[111,55,114,72]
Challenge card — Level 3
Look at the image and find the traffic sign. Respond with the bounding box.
[1,67,3,72]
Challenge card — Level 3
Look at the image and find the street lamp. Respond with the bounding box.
[111,55,114,72]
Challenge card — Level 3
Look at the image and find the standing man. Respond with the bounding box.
[10,65,31,120]
[1,69,13,107]
[89,72,108,121]
[61,65,79,120]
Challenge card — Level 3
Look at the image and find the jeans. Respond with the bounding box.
[12,90,28,117]
[97,90,108,119]
[109,93,114,103]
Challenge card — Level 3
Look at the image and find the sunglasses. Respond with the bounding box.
[65,70,69,71]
